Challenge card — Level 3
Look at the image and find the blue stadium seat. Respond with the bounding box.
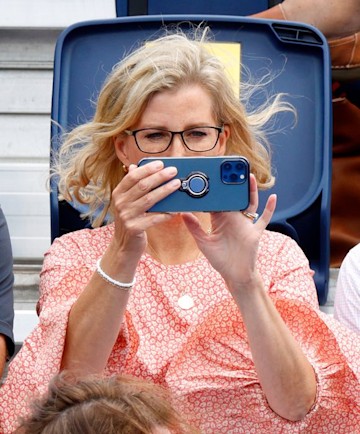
[50,16,332,304]
[116,0,283,17]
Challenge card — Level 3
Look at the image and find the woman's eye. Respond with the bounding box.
[188,130,207,138]
[145,132,167,141]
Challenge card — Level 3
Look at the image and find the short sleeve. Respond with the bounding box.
[258,231,319,308]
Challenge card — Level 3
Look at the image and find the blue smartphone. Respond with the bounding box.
[138,156,250,212]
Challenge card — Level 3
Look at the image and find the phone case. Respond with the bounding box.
[138,156,250,212]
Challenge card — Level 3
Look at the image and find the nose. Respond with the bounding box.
[166,132,188,156]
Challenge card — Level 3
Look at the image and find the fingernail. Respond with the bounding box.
[152,160,164,169]
[164,166,178,176]
[168,179,180,187]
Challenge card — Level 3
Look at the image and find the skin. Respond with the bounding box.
[284,0,360,38]
[61,84,316,421]
[258,0,360,39]
[0,334,7,378]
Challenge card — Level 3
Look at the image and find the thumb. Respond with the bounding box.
[257,194,277,229]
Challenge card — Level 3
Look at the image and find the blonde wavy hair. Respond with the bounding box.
[53,26,295,227]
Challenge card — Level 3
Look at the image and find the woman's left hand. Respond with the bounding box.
[182,174,276,290]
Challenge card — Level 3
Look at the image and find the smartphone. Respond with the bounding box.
[138,155,250,212]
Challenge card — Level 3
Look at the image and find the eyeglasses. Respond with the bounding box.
[124,126,223,154]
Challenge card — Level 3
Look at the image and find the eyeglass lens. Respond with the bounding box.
[135,127,220,153]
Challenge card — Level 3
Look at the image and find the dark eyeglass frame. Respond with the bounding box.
[124,125,224,154]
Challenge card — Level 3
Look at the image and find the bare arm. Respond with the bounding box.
[282,0,360,38]
[61,162,180,375]
[0,334,7,378]
[228,273,316,421]
[183,176,316,421]
[61,246,133,374]
[253,0,360,39]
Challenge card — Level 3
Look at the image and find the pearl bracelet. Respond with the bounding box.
[96,259,136,290]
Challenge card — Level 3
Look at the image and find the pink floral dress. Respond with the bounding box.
[0,225,359,433]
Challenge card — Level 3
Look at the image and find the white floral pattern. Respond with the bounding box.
[0,224,359,433]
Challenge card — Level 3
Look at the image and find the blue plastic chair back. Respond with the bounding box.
[50,16,332,304]
[116,0,282,17]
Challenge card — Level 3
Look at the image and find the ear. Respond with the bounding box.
[113,134,131,166]
[217,124,230,154]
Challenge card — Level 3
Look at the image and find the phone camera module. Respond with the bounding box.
[221,159,247,184]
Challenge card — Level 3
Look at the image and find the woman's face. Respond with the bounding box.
[115,84,230,166]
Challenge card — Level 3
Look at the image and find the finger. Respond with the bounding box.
[135,166,178,196]
[127,210,176,232]
[114,162,179,203]
[256,194,277,230]
[133,177,181,213]
[181,213,204,238]
[181,213,210,252]
[119,160,167,191]
[124,160,164,182]
[114,176,181,220]
[209,211,225,234]
[247,174,259,212]
[113,210,177,246]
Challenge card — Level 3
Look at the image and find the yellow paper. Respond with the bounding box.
[146,40,241,98]
[204,42,241,98]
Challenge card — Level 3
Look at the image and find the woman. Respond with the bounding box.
[16,372,196,433]
[1,28,359,433]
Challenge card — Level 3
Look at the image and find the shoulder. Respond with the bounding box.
[342,243,360,267]
[258,229,309,271]
[43,224,114,270]
[259,229,310,268]
[258,230,317,305]
[259,229,304,257]
[334,244,360,332]
[39,225,114,309]
[337,243,360,286]
[49,224,114,254]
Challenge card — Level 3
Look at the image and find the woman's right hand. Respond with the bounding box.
[61,160,180,374]
[109,160,181,263]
